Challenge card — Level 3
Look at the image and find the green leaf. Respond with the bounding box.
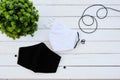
[11,21,15,26]
[7,27,13,32]
[0,0,39,39]
[9,10,14,14]
[19,0,24,3]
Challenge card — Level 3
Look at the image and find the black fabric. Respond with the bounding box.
[17,42,61,73]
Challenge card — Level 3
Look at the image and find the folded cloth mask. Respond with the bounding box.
[17,43,61,73]
[49,20,80,51]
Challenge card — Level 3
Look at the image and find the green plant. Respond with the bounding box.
[0,0,39,39]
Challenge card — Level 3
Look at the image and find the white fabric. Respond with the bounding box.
[49,20,79,51]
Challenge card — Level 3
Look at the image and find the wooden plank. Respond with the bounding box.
[7,79,120,80]
[8,79,40,80]
[0,54,120,66]
[35,6,120,17]
[66,67,120,79]
[8,79,68,80]
[0,0,120,80]
[0,67,120,79]
[62,42,120,54]
[0,54,17,66]
[0,30,49,42]
[6,79,120,80]
[0,67,69,79]
[38,17,120,29]
[0,30,120,41]
[61,54,120,66]
[1,16,120,41]
[8,79,67,80]
[31,0,120,5]
[0,41,120,54]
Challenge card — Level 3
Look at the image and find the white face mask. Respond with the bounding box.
[49,20,80,51]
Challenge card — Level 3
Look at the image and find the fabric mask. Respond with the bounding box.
[17,43,61,73]
[49,20,80,51]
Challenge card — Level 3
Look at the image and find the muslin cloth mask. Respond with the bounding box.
[49,20,80,51]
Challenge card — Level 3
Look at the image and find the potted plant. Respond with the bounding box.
[0,0,39,39]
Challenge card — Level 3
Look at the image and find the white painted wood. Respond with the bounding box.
[0,67,120,79]
[8,79,68,80]
[7,79,120,80]
[35,6,120,17]
[31,0,120,5]
[0,0,120,79]
[0,67,69,79]
[0,42,120,54]
[0,30,120,41]
[38,17,120,29]
[62,42,120,54]
[61,54,120,66]
[0,54,120,66]
[66,67,120,79]
[8,79,67,80]
[0,30,49,41]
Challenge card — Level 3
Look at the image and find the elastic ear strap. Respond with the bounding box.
[78,4,120,34]
[74,32,80,48]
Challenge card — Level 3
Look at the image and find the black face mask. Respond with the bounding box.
[17,42,61,73]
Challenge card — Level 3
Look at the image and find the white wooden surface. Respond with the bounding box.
[0,0,120,80]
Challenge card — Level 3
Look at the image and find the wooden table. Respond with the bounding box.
[0,0,120,80]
